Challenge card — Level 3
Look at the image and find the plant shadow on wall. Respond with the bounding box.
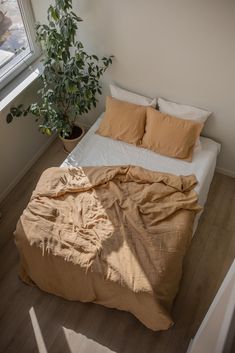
[6,0,113,153]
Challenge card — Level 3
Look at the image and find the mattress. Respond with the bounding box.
[62,114,221,231]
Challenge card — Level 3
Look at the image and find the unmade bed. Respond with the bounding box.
[14,114,221,331]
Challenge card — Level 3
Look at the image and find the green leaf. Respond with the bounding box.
[10,107,17,115]
[45,128,52,136]
[6,113,13,124]
[62,51,67,62]
[67,82,78,93]
[50,7,59,21]
[15,110,22,117]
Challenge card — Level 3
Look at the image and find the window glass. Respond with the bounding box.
[0,0,39,89]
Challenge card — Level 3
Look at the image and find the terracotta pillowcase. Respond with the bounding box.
[96,96,146,145]
[142,107,203,161]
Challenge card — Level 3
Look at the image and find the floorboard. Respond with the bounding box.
[0,138,234,353]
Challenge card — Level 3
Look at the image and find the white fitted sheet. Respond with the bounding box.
[62,115,221,233]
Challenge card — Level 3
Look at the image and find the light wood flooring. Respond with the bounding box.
[0,138,235,353]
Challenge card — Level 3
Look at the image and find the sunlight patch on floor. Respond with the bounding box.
[63,326,116,353]
[29,307,48,353]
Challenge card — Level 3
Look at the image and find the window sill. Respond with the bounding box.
[0,58,43,112]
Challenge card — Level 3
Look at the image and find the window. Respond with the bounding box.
[0,0,40,90]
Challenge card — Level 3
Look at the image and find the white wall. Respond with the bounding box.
[187,260,235,353]
[75,0,235,176]
[0,80,53,202]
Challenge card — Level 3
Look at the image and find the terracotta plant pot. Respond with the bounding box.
[59,125,85,153]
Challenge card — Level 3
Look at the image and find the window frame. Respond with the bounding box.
[0,0,41,91]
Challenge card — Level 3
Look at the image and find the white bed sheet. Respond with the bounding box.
[62,114,221,233]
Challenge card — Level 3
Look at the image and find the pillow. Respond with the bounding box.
[158,97,211,123]
[110,83,157,107]
[96,96,146,145]
[158,97,211,151]
[142,107,203,161]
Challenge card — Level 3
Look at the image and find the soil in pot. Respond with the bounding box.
[68,126,83,140]
[60,125,85,153]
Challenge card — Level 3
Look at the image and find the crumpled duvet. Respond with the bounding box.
[15,165,201,330]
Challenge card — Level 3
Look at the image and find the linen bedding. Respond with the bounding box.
[15,164,201,331]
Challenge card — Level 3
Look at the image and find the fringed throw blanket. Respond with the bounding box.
[15,165,201,330]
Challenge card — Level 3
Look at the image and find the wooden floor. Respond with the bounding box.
[0,138,235,353]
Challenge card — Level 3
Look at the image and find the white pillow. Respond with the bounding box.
[158,97,211,152]
[158,97,211,123]
[110,84,157,107]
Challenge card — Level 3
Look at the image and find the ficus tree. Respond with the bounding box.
[7,0,113,138]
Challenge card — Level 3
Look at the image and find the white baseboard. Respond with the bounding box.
[216,167,235,178]
[0,135,57,204]
[186,339,193,353]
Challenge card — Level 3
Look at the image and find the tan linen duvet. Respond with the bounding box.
[15,165,201,331]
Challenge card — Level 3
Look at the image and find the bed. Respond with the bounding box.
[14,114,221,331]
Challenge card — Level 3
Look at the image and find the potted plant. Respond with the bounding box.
[6,0,113,152]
